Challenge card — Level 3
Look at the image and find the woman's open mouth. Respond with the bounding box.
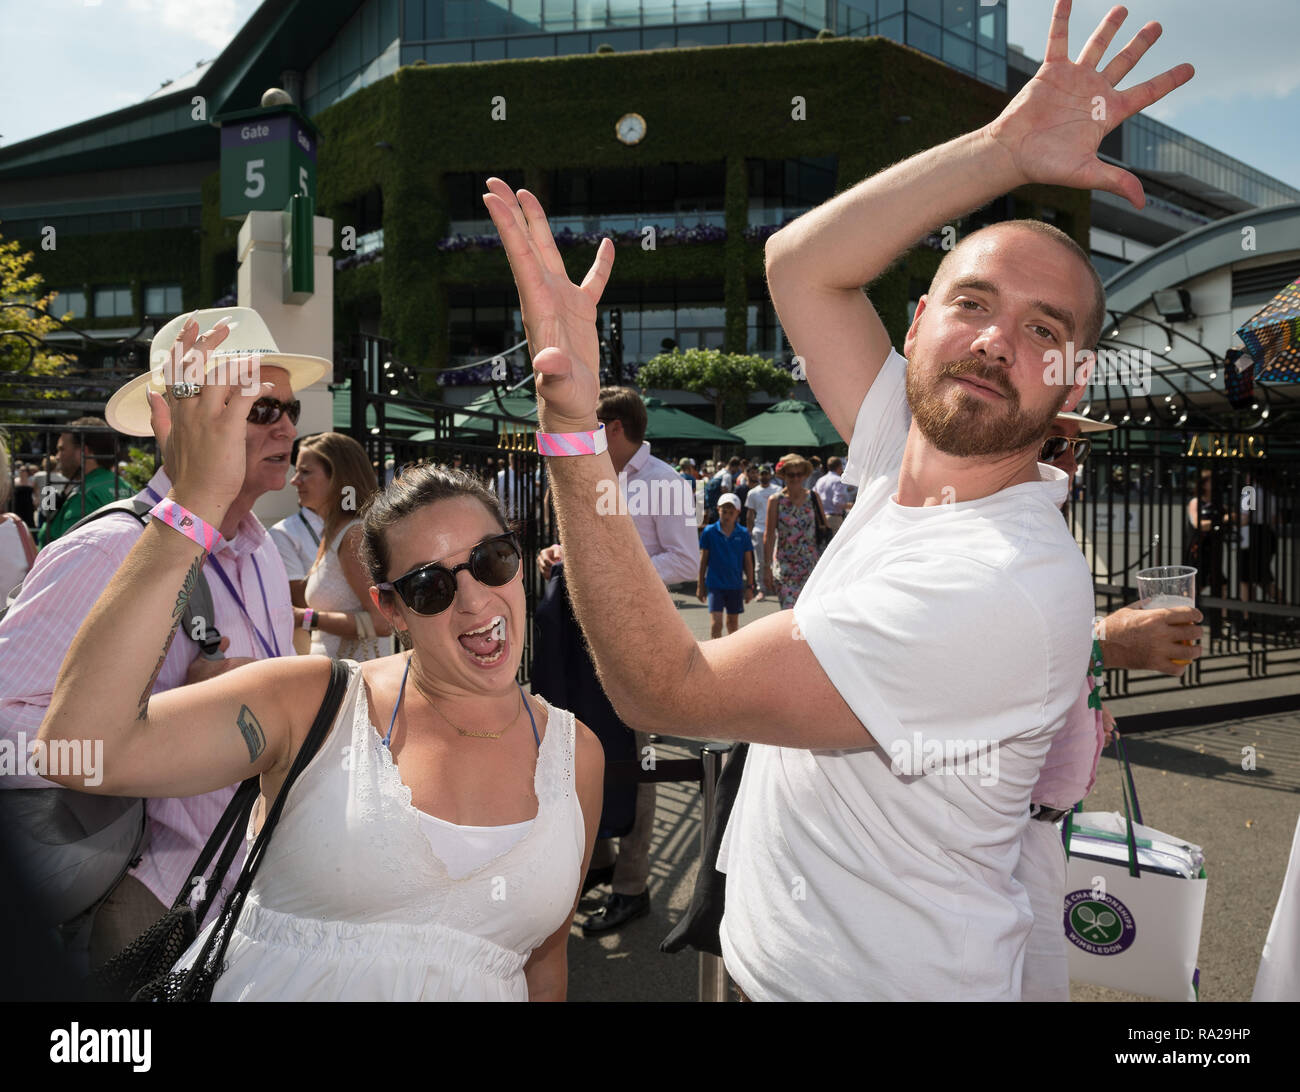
[457,615,508,668]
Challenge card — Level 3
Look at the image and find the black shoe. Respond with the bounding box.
[582,891,650,936]
[582,863,615,893]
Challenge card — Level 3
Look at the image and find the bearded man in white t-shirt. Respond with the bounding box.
[482,1,1193,999]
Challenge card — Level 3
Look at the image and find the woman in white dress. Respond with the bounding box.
[291,432,391,660]
[39,322,603,1000]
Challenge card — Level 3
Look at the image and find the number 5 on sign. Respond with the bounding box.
[245,158,265,198]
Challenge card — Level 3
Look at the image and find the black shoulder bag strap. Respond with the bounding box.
[171,777,261,925]
[177,659,352,995]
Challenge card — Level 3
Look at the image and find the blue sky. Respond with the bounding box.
[1,0,1297,190]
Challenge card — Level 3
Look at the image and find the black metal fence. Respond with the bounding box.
[1074,427,1300,698]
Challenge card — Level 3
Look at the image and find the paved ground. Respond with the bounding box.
[558,588,1300,1002]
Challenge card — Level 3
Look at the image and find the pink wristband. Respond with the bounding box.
[301,608,315,631]
[536,422,607,457]
[149,499,223,553]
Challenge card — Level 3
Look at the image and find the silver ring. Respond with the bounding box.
[168,382,202,399]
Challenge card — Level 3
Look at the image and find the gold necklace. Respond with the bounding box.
[408,660,521,740]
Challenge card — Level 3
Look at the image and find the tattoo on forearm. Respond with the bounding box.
[236,705,266,762]
[136,553,205,720]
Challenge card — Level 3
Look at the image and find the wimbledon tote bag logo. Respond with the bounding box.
[1063,890,1137,956]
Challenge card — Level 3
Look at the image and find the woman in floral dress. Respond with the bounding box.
[762,453,822,609]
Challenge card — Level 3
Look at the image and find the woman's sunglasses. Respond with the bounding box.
[1039,435,1091,465]
[247,396,301,426]
[378,532,522,616]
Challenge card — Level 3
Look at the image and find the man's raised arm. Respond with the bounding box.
[767,0,1191,442]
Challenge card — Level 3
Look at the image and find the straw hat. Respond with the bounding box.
[1055,410,1116,434]
[106,307,330,437]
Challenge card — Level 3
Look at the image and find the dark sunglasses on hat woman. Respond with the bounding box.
[1039,435,1091,465]
[378,532,522,616]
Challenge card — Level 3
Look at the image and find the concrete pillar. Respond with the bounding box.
[237,209,334,526]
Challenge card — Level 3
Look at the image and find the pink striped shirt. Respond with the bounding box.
[0,469,293,907]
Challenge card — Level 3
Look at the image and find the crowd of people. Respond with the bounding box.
[2,3,1296,1003]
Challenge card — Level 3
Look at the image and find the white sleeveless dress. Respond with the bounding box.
[305,520,385,661]
[173,660,586,1001]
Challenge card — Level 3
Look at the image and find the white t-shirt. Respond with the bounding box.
[268,508,325,582]
[717,349,1094,1001]
[744,484,780,534]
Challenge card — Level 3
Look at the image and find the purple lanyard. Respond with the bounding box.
[207,554,282,659]
[146,485,282,658]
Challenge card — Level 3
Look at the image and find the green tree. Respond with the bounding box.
[0,225,72,406]
[636,347,794,431]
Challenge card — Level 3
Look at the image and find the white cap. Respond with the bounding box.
[717,493,741,510]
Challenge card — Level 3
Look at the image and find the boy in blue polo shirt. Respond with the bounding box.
[696,493,755,639]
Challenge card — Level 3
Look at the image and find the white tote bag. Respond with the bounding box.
[1063,746,1207,1002]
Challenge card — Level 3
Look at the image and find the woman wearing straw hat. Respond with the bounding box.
[40,315,603,1001]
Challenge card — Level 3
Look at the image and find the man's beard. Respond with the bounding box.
[905,357,1066,458]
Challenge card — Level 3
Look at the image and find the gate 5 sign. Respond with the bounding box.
[220,109,319,218]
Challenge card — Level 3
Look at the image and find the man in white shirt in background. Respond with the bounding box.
[743,465,779,600]
[813,455,849,532]
[483,0,1193,998]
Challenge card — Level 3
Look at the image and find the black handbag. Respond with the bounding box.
[87,659,350,1002]
[810,490,832,551]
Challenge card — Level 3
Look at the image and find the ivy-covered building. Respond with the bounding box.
[0,0,1288,381]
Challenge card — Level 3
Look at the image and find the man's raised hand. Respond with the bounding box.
[987,1,1193,209]
[481,179,614,432]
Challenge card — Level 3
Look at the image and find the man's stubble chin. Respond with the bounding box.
[906,367,1063,459]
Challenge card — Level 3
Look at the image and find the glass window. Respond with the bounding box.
[543,0,576,31]
[975,45,1002,86]
[554,31,591,52]
[404,0,424,39]
[591,29,640,49]
[507,34,555,56]
[642,0,674,23]
[906,14,941,57]
[474,38,506,59]
[729,21,764,42]
[977,4,1002,48]
[424,0,445,37]
[340,13,363,74]
[911,0,940,22]
[319,41,339,84]
[425,41,473,62]
[679,24,727,46]
[53,289,87,319]
[942,0,974,38]
[879,0,904,16]
[94,286,132,318]
[144,284,183,315]
[676,1,710,23]
[444,0,473,38]
[643,26,676,48]
[363,0,379,57]
[381,0,400,43]
[513,0,542,28]
[942,30,973,71]
[481,0,513,35]
[875,11,903,41]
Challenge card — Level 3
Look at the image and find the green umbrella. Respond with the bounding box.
[728,399,841,448]
[332,378,440,435]
[642,397,742,443]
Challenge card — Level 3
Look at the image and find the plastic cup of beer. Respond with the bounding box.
[1136,565,1197,664]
